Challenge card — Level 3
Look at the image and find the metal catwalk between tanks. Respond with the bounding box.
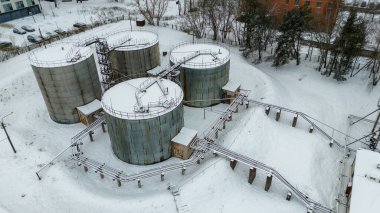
[70,92,333,212]
[36,91,366,212]
[70,92,248,181]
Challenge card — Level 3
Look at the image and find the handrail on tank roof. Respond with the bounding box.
[134,77,170,113]
[101,76,183,119]
[77,29,159,51]
[28,29,159,67]
[28,41,93,68]
[106,29,159,50]
[169,41,230,69]
[101,95,183,120]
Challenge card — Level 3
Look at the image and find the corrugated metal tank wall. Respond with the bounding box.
[106,103,184,165]
[109,42,160,79]
[171,61,230,107]
[32,55,101,124]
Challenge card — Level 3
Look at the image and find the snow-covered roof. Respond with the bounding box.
[102,77,183,120]
[28,43,93,68]
[222,81,241,93]
[170,43,230,69]
[350,149,380,213]
[171,127,197,146]
[76,99,102,116]
[147,65,165,75]
[106,30,158,51]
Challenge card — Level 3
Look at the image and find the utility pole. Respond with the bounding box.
[190,30,195,44]
[39,28,46,48]
[184,0,187,14]
[129,12,132,31]
[1,112,16,153]
[177,0,182,16]
[372,98,380,133]
[38,0,43,11]
[29,12,36,23]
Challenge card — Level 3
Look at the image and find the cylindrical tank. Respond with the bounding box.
[29,43,102,124]
[169,43,230,107]
[106,30,160,79]
[102,77,184,165]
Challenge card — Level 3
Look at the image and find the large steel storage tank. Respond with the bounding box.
[169,43,230,107]
[102,77,184,165]
[29,43,102,124]
[106,30,160,79]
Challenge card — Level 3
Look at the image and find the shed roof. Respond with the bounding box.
[222,81,241,93]
[76,99,102,116]
[349,149,380,213]
[172,127,197,146]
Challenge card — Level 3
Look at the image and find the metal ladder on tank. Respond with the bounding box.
[82,36,113,91]
[94,38,113,91]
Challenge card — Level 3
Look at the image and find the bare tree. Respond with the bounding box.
[155,0,168,26]
[314,11,344,73]
[183,8,207,38]
[134,0,169,26]
[182,0,236,41]
[199,0,220,40]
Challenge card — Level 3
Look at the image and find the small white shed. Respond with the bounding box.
[171,127,197,160]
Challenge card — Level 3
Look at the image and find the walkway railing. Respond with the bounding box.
[199,141,333,213]
[35,115,106,180]
[71,92,333,212]
[37,92,358,212]
[70,92,249,183]
[247,99,367,152]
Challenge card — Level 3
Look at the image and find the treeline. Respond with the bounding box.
[179,0,379,85]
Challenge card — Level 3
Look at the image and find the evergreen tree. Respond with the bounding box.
[239,0,274,63]
[273,6,311,67]
[239,0,260,49]
[327,9,366,81]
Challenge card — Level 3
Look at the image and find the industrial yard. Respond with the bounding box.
[1,1,380,213]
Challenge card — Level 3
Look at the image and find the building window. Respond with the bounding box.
[328,2,333,9]
[15,1,25,9]
[26,0,36,6]
[295,0,299,5]
[3,3,13,12]
[305,0,311,6]
[316,2,322,8]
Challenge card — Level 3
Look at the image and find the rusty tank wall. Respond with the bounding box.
[109,42,160,79]
[105,103,184,165]
[32,55,102,124]
[170,61,230,107]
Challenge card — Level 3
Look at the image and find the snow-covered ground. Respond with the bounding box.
[1,2,379,213]
[0,1,127,46]
[0,0,183,47]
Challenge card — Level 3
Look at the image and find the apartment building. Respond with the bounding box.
[240,0,341,32]
[0,0,41,23]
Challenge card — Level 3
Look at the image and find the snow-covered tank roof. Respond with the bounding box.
[28,43,93,68]
[170,43,230,69]
[106,30,159,51]
[102,77,183,120]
